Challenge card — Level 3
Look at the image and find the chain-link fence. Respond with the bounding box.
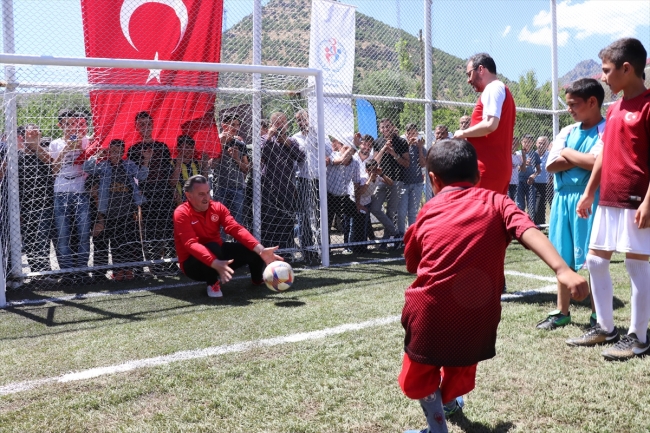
[3,0,648,297]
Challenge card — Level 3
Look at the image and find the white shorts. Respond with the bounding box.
[589,205,650,255]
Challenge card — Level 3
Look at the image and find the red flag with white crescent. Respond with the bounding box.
[80,0,223,157]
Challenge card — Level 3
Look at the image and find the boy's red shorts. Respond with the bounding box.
[398,353,477,404]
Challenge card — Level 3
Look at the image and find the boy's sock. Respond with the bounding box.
[625,258,650,344]
[586,254,615,332]
[418,389,448,433]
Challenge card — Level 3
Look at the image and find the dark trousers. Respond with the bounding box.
[92,213,142,267]
[327,193,352,244]
[350,208,370,252]
[297,178,320,252]
[182,242,266,286]
[508,184,518,202]
[533,183,548,225]
[261,197,296,251]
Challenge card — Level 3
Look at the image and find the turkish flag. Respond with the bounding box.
[80,0,223,157]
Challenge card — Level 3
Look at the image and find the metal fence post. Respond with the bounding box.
[252,0,262,241]
[424,0,433,200]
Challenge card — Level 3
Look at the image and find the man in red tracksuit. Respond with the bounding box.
[173,175,282,298]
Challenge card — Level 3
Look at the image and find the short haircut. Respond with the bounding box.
[427,139,479,184]
[468,53,497,74]
[405,123,419,132]
[183,174,209,193]
[221,114,240,125]
[260,119,269,129]
[362,134,375,146]
[565,78,605,107]
[435,124,448,130]
[269,112,286,124]
[599,38,647,77]
[135,111,152,122]
[522,134,534,141]
[177,134,195,147]
[379,118,393,126]
[58,108,88,124]
[109,139,125,148]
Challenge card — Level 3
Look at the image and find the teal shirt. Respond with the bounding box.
[554,119,605,192]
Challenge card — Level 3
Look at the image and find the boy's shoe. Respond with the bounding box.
[536,310,571,330]
[601,333,650,361]
[443,396,464,417]
[590,312,597,328]
[566,324,619,347]
[207,282,223,298]
[251,279,265,286]
[342,248,354,255]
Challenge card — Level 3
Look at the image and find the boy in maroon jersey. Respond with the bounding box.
[400,139,588,433]
[568,38,650,361]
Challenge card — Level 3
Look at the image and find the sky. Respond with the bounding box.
[2,0,649,85]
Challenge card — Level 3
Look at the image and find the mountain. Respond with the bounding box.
[559,59,601,86]
[219,0,473,101]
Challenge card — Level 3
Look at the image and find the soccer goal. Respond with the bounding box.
[0,54,330,303]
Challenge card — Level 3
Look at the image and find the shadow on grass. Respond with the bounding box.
[450,413,515,433]
[503,292,626,311]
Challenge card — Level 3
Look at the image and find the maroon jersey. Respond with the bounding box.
[599,89,650,209]
[402,184,536,366]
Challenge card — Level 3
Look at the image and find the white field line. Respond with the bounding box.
[4,258,556,308]
[0,283,558,396]
[0,315,400,396]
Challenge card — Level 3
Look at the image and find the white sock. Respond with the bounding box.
[625,258,650,344]
[586,254,615,332]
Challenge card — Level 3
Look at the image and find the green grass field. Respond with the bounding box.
[1,245,649,433]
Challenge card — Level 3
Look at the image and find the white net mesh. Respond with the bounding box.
[1,63,322,290]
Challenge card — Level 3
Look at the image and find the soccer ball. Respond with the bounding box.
[263,261,294,292]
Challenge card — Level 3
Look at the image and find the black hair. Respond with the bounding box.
[565,78,605,107]
[109,139,125,148]
[599,38,647,78]
[522,134,534,141]
[426,139,478,184]
[177,134,195,147]
[379,118,393,126]
[58,108,89,124]
[183,174,209,193]
[435,124,448,130]
[468,53,497,74]
[362,134,375,145]
[134,111,153,122]
[405,123,419,132]
[365,159,378,170]
[260,119,269,129]
[221,114,240,125]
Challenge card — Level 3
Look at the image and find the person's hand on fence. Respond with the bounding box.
[227,145,240,161]
[24,126,41,146]
[211,258,235,283]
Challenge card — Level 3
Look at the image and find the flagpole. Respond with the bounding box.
[251,0,263,241]
[2,0,22,299]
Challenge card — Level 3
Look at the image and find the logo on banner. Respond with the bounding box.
[317,38,347,72]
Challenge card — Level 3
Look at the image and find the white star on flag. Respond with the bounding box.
[146,52,162,83]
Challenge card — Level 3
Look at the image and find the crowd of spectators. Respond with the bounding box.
[1,106,554,284]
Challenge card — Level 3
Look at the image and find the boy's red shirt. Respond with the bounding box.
[173,200,259,271]
[599,88,650,209]
[402,184,536,366]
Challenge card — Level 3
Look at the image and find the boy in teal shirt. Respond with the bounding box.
[537,78,604,330]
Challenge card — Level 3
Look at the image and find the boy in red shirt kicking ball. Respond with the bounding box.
[400,139,589,433]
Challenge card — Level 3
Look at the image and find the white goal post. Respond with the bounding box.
[0,54,330,305]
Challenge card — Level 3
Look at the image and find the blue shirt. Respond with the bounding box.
[553,120,605,191]
[519,151,541,181]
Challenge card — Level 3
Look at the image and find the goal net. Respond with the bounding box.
[0,56,327,294]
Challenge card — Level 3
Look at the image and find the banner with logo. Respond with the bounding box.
[308,0,356,139]
[80,0,223,156]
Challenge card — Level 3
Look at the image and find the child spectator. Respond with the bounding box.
[400,139,588,433]
[537,78,604,330]
[568,38,650,360]
[83,139,151,280]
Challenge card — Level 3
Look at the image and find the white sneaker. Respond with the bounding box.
[207,282,223,298]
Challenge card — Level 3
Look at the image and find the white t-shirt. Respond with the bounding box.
[292,128,331,180]
[49,137,89,193]
[480,80,507,120]
[511,152,523,185]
